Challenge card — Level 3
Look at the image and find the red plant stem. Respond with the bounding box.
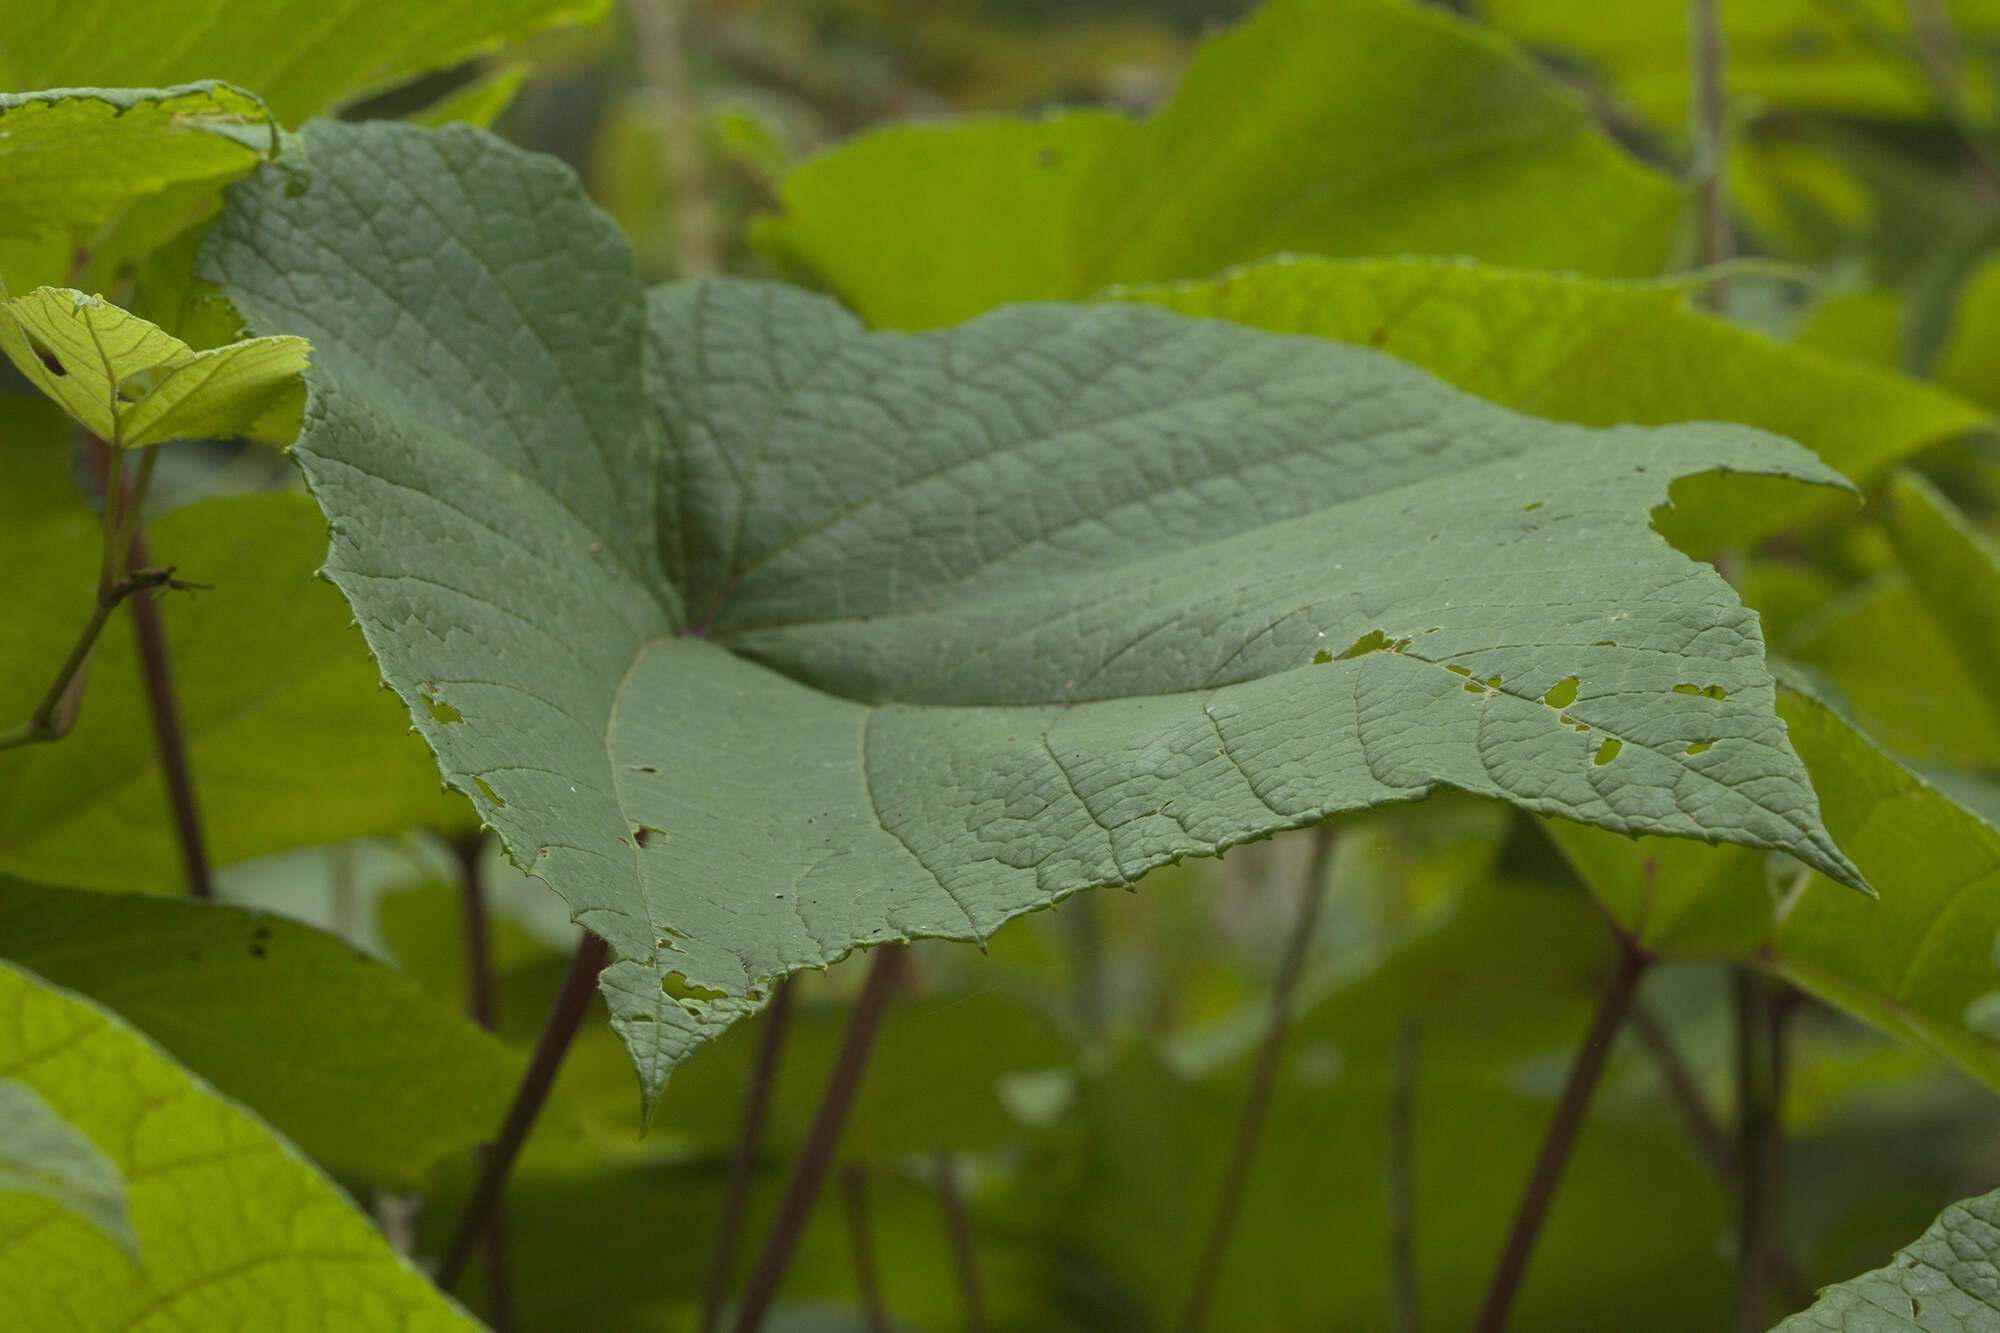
[454,834,511,1331]
[699,976,798,1333]
[842,1164,891,1333]
[729,944,907,1333]
[88,436,212,898]
[935,1154,987,1333]
[1732,969,1786,1330]
[437,931,611,1292]
[1177,822,1337,1333]
[1471,935,1651,1333]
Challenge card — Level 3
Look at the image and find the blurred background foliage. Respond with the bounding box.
[20,0,2000,1329]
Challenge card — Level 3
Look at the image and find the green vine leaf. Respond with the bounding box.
[0,83,287,243]
[204,120,1860,1109]
[0,1078,138,1262]
[0,285,307,448]
[753,0,1681,329]
[1772,1184,2000,1329]
[0,960,488,1331]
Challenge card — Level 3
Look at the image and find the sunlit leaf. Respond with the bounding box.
[0,1,611,124]
[0,285,306,448]
[0,83,280,242]
[755,0,1682,328]
[0,960,488,1331]
[0,1078,137,1261]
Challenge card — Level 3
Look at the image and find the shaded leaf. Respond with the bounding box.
[0,876,520,1185]
[755,0,1682,328]
[0,83,278,241]
[1881,470,2000,727]
[0,1,611,124]
[1552,680,2000,1094]
[0,960,488,1331]
[1774,1184,2000,1330]
[0,1078,137,1260]
[0,407,466,890]
[1782,572,2000,771]
[410,63,531,129]
[0,285,306,447]
[1124,256,1987,553]
[204,119,1858,1109]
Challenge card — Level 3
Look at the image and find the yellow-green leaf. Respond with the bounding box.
[0,286,306,448]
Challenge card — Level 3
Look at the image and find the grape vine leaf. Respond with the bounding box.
[0,876,520,1185]
[0,285,307,448]
[0,1078,138,1261]
[0,960,488,1332]
[0,0,609,124]
[0,83,284,242]
[754,0,1681,329]
[1122,257,1989,555]
[204,119,1862,1110]
[0,396,465,891]
[1773,1184,2000,1330]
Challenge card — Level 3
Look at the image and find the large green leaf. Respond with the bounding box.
[0,959,489,1332]
[0,83,279,242]
[0,1,609,124]
[0,876,519,1185]
[204,118,1859,1109]
[0,1078,137,1260]
[1774,1184,2000,1330]
[1123,257,1988,553]
[755,0,1682,329]
[0,397,465,889]
[1552,681,2000,1092]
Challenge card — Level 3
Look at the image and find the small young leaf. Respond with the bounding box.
[205,120,1861,1109]
[0,1079,138,1261]
[0,286,306,448]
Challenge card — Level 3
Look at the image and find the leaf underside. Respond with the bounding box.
[203,119,1861,1108]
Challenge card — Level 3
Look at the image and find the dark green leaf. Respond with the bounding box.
[0,876,520,1184]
